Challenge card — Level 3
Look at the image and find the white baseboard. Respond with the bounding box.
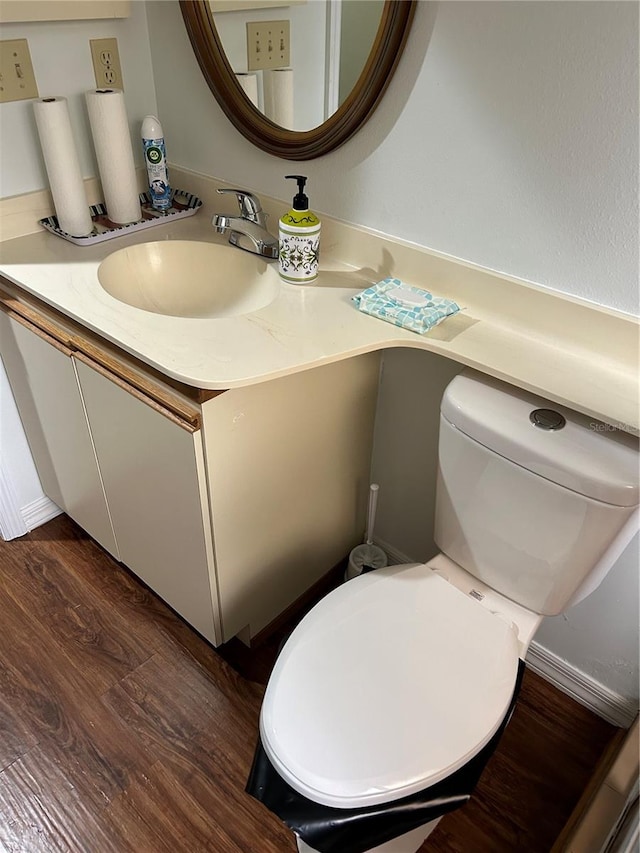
[525,642,638,729]
[21,496,62,532]
[374,539,638,729]
[0,464,62,540]
[0,465,28,540]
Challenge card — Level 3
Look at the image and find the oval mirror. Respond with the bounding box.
[180,0,416,160]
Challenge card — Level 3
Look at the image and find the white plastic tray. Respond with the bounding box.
[39,189,202,246]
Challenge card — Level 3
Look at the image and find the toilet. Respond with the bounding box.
[252,370,639,853]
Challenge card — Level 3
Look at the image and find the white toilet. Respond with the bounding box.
[257,370,639,853]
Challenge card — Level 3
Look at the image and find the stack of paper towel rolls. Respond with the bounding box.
[85,88,141,224]
[33,97,94,237]
[33,90,142,234]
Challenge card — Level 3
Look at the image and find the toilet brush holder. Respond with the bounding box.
[346,483,388,581]
[347,542,388,580]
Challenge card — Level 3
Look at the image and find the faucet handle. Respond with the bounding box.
[216,188,263,223]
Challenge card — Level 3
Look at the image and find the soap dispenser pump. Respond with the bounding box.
[278,175,321,283]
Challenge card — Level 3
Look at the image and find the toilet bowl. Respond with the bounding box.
[262,564,523,809]
[249,370,639,853]
[257,560,532,853]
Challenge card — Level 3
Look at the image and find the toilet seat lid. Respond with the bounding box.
[260,564,521,809]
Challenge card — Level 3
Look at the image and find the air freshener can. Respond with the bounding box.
[141,115,171,212]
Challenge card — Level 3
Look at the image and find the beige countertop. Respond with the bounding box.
[1,168,638,433]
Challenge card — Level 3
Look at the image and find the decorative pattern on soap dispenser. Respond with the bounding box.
[281,212,318,227]
[278,230,320,282]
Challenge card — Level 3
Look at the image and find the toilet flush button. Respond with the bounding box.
[529,408,566,431]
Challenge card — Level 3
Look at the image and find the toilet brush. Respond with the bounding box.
[346,483,388,580]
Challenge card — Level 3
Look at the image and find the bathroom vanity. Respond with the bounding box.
[0,284,379,646]
[1,169,637,647]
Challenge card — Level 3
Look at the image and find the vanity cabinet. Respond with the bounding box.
[0,304,220,643]
[0,312,118,557]
[0,287,380,646]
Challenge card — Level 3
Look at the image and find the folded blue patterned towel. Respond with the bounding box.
[353,277,460,335]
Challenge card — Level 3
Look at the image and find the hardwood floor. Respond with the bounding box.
[0,515,616,852]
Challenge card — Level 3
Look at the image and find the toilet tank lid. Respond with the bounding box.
[441,370,639,507]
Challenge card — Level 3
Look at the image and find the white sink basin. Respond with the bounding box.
[98,240,280,319]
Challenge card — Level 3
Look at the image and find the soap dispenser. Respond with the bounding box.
[278,175,321,283]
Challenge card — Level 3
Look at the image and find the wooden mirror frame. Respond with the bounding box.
[179,0,416,160]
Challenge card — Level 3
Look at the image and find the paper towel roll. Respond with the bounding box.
[33,97,93,237]
[85,88,141,224]
[236,73,259,109]
[263,69,294,129]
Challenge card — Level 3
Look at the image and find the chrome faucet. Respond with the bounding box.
[211,188,279,259]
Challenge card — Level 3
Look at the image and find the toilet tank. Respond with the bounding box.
[434,371,639,616]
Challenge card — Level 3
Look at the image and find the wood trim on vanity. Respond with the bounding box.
[0,277,226,428]
[71,341,202,430]
[2,306,74,357]
[72,351,199,434]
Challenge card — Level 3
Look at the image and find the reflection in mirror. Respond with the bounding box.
[211,0,385,131]
[180,0,416,160]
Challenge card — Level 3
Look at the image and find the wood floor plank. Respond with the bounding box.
[97,771,182,853]
[0,535,153,696]
[29,516,265,709]
[0,744,123,853]
[0,593,154,817]
[101,651,259,783]
[161,744,297,853]
[104,758,250,853]
[0,515,619,853]
[0,676,40,773]
[102,658,294,851]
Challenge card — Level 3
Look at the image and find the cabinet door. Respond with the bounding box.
[0,311,118,555]
[73,357,220,645]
